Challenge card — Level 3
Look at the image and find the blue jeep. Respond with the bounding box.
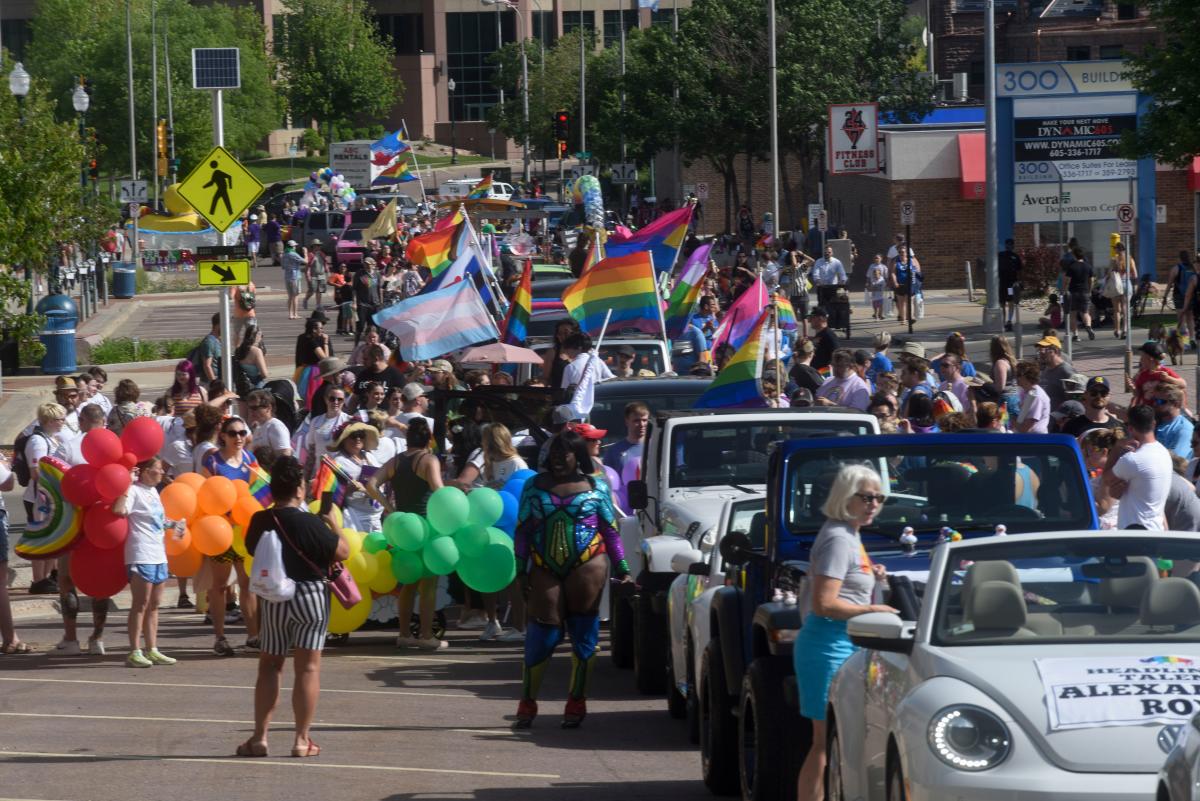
[697,433,1099,800]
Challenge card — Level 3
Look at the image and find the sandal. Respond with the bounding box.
[291,740,321,758]
[235,739,268,758]
[1,642,32,654]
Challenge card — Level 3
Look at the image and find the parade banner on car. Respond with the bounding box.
[1036,656,1200,731]
[827,103,879,175]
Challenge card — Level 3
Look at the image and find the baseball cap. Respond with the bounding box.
[1140,341,1166,360]
[552,404,583,425]
[571,423,607,440]
[807,306,829,319]
[790,387,814,407]
[428,359,453,373]
[1051,400,1086,421]
[286,239,298,247]
[400,382,429,401]
[1061,374,1087,395]
[1086,376,1111,394]
[1036,334,1062,350]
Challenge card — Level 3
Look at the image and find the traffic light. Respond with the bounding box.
[558,140,568,158]
[554,110,569,143]
[88,158,98,181]
[156,119,167,157]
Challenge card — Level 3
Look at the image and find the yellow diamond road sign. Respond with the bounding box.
[177,145,263,232]
[198,259,251,287]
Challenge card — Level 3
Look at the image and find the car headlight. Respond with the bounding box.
[927,705,1011,771]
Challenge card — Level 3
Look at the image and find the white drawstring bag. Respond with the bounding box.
[248,529,295,603]
[914,292,926,319]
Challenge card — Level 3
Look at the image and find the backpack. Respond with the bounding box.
[12,428,47,487]
[247,528,296,603]
[237,287,256,311]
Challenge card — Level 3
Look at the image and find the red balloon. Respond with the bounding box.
[61,464,100,507]
[83,503,128,550]
[119,453,138,469]
[70,536,128,598]
[94,463,132,503]
[120,416,165,461]
[81,429,123,467]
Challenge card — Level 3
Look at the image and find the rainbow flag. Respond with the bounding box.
[311,456,352,507]
[372,153,417,185]
[435,207,464,231]
[562,251,663,337]
[711,276,767,353]
[406,224,457,275]
[249,465,273,508]
[501,259,533,345]
[664,242,713,340]
[775,295,798,331]
[467,174,493,200]
[605,206,693,274]
[694,308,769,409]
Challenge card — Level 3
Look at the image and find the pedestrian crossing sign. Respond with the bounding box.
[177,145,263,233]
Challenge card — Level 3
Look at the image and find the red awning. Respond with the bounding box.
[1189,156,1200,192]
[958,132,986,201]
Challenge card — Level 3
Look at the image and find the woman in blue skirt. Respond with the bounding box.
[795,464,897,801]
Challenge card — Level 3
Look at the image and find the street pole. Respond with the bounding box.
[672,0,681,201]
[619,10,627,218]
[982,0,1002,332]
[449,79,457,165]
[495,4,505,108]
[126,0,140,275]
[535,0,545,186]
[768,0,779,244]
[213,88,233,388]
[151,0,159,210]
[520,22,530,186]
[164,15,176,185]
[579,0,586,158]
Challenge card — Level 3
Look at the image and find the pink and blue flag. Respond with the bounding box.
[373,280,500,361]
[711,276,768,353]
[663,242,713,340]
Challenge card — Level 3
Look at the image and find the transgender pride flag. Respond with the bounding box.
[373,280,499,361]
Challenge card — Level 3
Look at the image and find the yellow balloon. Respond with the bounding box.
[244,554,253,574]
[344,529,364,561]
[368,551,398,594]
[327,578,371,634]
[307,500,343,530]
[347,550,376,583]
[231,525,248,558]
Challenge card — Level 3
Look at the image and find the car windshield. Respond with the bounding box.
[672,419,873,488]
[786,439,1094,537]
[598,343,665,375]
[590,383,711,446]
[933,536,1200,645]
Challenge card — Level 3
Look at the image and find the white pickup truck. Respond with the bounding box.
[614,408,878,695]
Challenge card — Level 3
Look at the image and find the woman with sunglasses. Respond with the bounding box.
[303,384,352,480]
[328,422,382,534]
[794,464,896,801]
[201,416,262,655]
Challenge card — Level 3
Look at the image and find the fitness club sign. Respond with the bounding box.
[827,103,880,175]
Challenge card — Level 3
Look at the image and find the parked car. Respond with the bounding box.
[1158,706,1200,801]
[589,377,712,447]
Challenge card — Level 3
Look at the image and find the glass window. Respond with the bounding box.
[1099,44,1124,59]
[1030,0,1102,17]
[589,385,710,447]
[603,10,639,48]
[1066,45,1091,61]
[651,9,681,28]
[1,18,31,61]
[447,11,515,122]
[562,10,597,36]
[531,11,557,47]
[953,0,1018,9]
[377,14,425,55]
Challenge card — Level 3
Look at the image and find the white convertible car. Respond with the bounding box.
[827,531,1200,801]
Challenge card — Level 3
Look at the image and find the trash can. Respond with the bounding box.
[111,261,137,299]
[36,294,78,375]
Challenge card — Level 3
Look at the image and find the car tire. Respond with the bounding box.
[667,652,688,719]
[886,755,905,801]
[610,595,634,669]
[826,722,845,801]
[739,658,808,801]
[700,640,739,796]
[634,592,668,694]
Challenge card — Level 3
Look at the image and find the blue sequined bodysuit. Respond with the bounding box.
[514,477,629,578]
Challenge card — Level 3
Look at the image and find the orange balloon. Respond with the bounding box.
[233,479,252,500]
[197,476,237,517]
[163,522,192,556]
[167,546,203,577]
[160,482,197,521]
[231,496,263,528]
[192,514,234,556]
[174,472,205,491]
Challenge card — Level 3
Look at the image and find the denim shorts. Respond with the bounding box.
[127,563,170,584]
[793,614,857,721]
[0,508,8,561]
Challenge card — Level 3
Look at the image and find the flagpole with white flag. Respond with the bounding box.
[461,207,509,318]
[401,119,428,206]
[571,308,613,416]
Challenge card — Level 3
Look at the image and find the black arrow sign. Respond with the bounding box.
[212,264,236,283]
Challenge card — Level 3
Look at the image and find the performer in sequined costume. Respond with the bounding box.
[513,430,631,728]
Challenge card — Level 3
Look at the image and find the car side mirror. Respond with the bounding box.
[847,612,915,654]
[719,530,753,567]
[627,479,648,511]
[670,548,704,575]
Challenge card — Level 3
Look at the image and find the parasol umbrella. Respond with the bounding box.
[459,343,544,365]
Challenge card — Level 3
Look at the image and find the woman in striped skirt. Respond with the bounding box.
[240,456,349,759]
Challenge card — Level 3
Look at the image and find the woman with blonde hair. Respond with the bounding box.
[989,334,1020,419]
[455,423,528,491]
[1109,241,1135,338]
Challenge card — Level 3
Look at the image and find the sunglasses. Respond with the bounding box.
[1086,388,1108,396]
[328,396,346,403]
[854,492,886,505]
[249,404,270,410]
[224,429,250,437]
[1152,397,1171,406]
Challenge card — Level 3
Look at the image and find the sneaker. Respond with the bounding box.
[55,639,81,655]
[1004,322,1013,332]
[224,610,242,624]
[396,636,419,649]
[147,648,177,665]
[496,628,526,642]
[480,620,503,641]
[126,649,153,668]
[29,577,58,595]
[213,637,236,657]
[416,637,450,651]
[1086,326,1096,341]
[243,638,260,652]
[87,637,106,656]
[457,613,487,629]
[203,613,212,625]
[1072,333,1080,343]
[176,595,194,609]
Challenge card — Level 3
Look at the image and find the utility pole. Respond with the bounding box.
[619,3,627,218]
[579,0,586,158]
[126,0,139,272]
[151,0,159,209]
[164,14,177,185]
[768,0,779,241]
[982,0,1001,331]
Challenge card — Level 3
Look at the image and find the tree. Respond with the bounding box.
[28,0,280,178]
[274,0,402,147]
[1122,0,1198,165]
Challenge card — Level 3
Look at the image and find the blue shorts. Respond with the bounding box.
[127,563,169,584]
[793,614,857,721]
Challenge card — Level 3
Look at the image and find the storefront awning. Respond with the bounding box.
[958,132,986,201]
[1189,156,1200,192]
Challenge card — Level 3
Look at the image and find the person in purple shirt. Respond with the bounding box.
[245,214,261,261]
[815,349,871,411]
[264,214,283,265]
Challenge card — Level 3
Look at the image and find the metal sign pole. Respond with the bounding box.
[213,88,233,388]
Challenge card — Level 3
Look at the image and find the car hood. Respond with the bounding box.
[916,643,1200,773]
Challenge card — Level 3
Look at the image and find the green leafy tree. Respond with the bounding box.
[28,0,280,178]
[274,0,402,147]
[1122,0,1198,165]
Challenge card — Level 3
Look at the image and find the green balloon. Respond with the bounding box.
[426,486,470,535]
[467,487,504,528]
[363,532,388,554]
[383,512,427,552]
[457,541,517,594]
[454,524,490,558]
[390,549,424,584]
[423,535,461,575]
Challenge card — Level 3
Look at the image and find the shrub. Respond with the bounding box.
[19,338,45,367]
[301,128,325,156]
[1018,246,1061,297]
[89,336,200,364]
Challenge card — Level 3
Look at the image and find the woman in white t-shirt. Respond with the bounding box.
[246,389,293,462]
[329,422,383,533]
[23,403,68,525]
[112,457,176,668]
[304,385,351,479]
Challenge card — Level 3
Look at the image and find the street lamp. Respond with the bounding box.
[482,0,530,186]
[10,62,32,314]
[73,83,90,190]
[448,78,458,165]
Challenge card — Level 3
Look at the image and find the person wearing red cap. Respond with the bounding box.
[1128,341,1185,408]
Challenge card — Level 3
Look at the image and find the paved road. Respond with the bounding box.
[0,610,710,801]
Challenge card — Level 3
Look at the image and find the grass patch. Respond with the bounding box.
[244,154,492,186]
[90,337,201,365]
[1132,312,1177,330]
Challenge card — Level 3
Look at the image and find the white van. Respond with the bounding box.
[438,178,515,201]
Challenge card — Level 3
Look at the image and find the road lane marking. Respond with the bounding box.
[0,676,473,700]
[0,712,518,737]
[0,750,556,779]
[342,654,494,665]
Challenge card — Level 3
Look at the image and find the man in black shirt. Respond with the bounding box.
[1062,247,1095,342]
[353,344,406,406]
[788,338,823,393]
[807,306,839,371]
[998,238,1022,331]
[1060,376,1122,437]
